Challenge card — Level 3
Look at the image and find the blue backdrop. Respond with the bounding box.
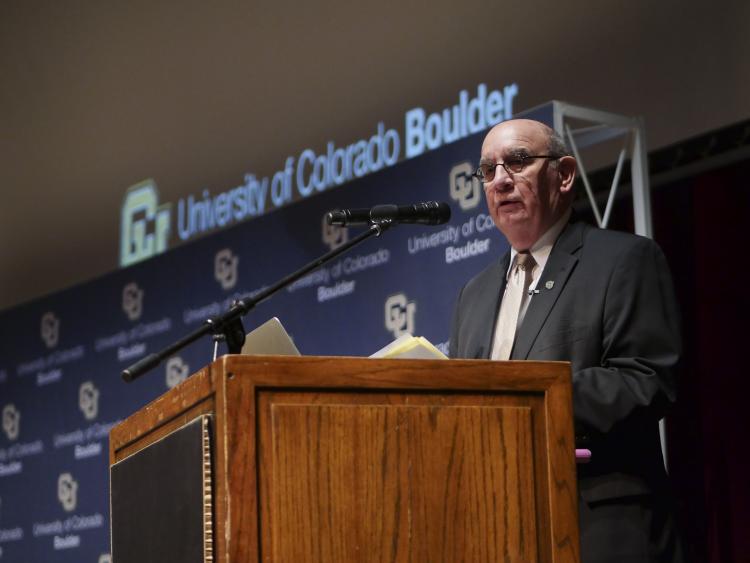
[0,105,552,562]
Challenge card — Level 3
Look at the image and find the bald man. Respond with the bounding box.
[450,119,683,562]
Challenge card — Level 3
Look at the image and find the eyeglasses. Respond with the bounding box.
[472,155,560,183]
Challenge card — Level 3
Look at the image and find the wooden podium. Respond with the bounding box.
[109,355,580,562]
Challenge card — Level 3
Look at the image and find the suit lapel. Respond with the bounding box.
[511,221,586,360]
[473,253,510,359]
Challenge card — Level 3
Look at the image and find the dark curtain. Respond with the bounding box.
[585,158,750,562]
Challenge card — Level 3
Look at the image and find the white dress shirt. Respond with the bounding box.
[490,208,572,358]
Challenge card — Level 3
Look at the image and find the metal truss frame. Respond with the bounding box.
[549,101,652,237]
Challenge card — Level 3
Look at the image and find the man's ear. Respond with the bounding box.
[557,156,577,194]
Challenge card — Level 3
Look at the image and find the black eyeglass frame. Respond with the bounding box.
[472,155,561,182]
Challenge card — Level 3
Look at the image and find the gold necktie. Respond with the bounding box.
[491,252,536,360]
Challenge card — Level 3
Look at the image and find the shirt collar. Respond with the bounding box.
[507,208,572,278]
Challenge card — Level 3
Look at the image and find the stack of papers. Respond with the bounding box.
[240,318,447,361]
[370,333,448,360]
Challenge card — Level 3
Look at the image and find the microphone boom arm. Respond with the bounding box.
[122,222,392,382]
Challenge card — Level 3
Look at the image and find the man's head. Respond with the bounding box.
[478,119,576,250]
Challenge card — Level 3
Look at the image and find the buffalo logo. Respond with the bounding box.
[214,249,239,290]
[40,312,60,349]
[449,162,482,211]
[122,282,144,321]
[2,404,20,441]
[78,381,99,421]
[384,294,417,338]
[165,356,190,389]
[58,472,78,512]
[322,215,348,251]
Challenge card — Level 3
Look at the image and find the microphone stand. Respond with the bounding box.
[122,222,392,382]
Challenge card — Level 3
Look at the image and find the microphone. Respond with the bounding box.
[326,201,451,226]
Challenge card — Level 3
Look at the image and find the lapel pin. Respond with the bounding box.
[545,281,555,290]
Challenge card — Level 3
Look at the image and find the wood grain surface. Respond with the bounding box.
[261,397,538,561]
[110,356,579,563]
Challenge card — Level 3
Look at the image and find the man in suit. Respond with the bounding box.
[449,119,683,562]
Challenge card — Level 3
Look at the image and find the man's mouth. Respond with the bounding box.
[499,200,522,208]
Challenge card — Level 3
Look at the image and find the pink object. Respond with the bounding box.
[575,448,592,464]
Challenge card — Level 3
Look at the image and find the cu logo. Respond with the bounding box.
[40,312,60,349]
[58,472,78,513]
[2,404,20,441]
[120,180,171,267]
[384,294,417,338]
[322,215,348,251]
[214,249,239,290]
[165,356,190,389]
[449,162,482,211]
[122,282,144,321]
[79,381,100,421]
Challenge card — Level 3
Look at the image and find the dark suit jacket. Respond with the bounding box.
[449,220,681,503]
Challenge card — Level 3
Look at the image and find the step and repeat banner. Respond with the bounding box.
[0,105,550,561]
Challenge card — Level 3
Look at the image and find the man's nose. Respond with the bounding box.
[487,165,513,190]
